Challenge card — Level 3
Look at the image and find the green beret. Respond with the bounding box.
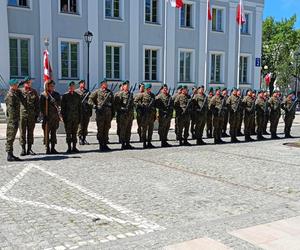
[24,76,31,82]
[78,80,85,84]
[177,85,182,90]
[145,83,152,89]
[258,89,264,94]
[9,79,18,86]
[199,85,205,89]
[122,80,129,85]
[139,83,145,88]
[100,79,107,84]
[68,81,75,87]
[209,87,214,93]
[182,85,188,90]
[215,87,221,91]
[222,87,227,91]
[232,87,237,91]
[162,84,168,88]
[288,90,295,96]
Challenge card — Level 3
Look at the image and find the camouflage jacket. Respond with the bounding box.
[268,96,281,114]
[174,93,191,115]
[5,89,21,122]
[242,96,255,114]
[227,95,241,113]
[156,93,173,118]
[210,95,225,117]
[255,96,267,115]
[88,88,114,113]
[281,97,297,116]
[114,90,135,114]
[192,93,208,114]
[75,88,92,116]
[20,88,39,118]
[61,92,82,122]
[134,92,156,115]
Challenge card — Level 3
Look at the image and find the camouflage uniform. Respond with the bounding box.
[281,96,297,138]
[114,90,135,149]
[61,91,82,151]
[222,94,229,137]
[134,91,144,142]
[242,95,255,141]
[174,93,191,145]
[192,93,208,144]
[227,94,241,142]
[134,91,156,148]
[89,88,114,151]
[255,96,267,140]
[172,91,180,140]
[263,97,270,135]
[40,90,61,153]
[156,92,173,147]
[190,88,197,139]
[268,96,281,138]
[114,89,122,142]
[206,94,213,138]
[19,87,39,154]
[210,95,225,143]
[75,87,92,144]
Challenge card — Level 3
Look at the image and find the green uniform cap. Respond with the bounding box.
[78,80,85,84]
[100,79,107,84]
[288,90,295,96]
[222,87,227,92]
[24,76,31,82]
[9,79,18,86]
[177,85,182,90]
[182,85,188,90]
[68,81,76,87]
[215,87,221,91]
[144,83,152,89]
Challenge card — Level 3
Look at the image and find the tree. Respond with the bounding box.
[262,16,300,93]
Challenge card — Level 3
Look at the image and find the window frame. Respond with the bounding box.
[179,1,195,30]
[178,48,195,84]
[143,45,162,82]
[209,51,225,84]
[58,0,82,17]
[104,0,124,21]
[211,6,226,33]
[9,33,34,79]
[58,38,83,81]
[239,53,252,85]
[103,42,125,81]
[241,12,252,36]
[144,0,161,26]
[7,0,31,10]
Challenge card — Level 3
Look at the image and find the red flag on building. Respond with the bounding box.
[265,73,271,86]
[236,0,246,25]
[43,50,52,82]
[168,0,183,8]
[208,0,212,21]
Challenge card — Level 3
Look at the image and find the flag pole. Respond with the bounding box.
[237,0,242,89]
[204,0,209,90]
[163,1,168,85]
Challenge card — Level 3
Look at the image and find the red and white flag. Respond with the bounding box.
[43,50,52,82]
[236,0,246,25]
[264,73,271,86]
[208,0,212,21]
[167,0,183,8]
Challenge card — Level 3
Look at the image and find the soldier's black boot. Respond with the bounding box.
[103,144,111,152]
[143,141,147,149]
[162,140,172,147]
[67,143,72,153]
[50,144,59,154]
[271,133,280,139]
[197,138,206,145]
[83,136,90,145]
[27,145,36,155]
[183,139,192,146]
[20,145,26,156]
[257,133,266,141]
[285,133,293,138]
[179,139,183,146]
[121,142,126,150]
[79,136,84,145]
[245,135,254,142]
[72,143,80,153]
[99,144,104,152]
[126,142,135,150]
[46,144,51,154]
[147,142,155,149]
[7,152,22,162]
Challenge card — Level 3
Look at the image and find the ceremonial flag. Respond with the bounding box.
[208,0,212,21]
[236,0,246,25]
[168,0,183,9]
[43,50,52,82]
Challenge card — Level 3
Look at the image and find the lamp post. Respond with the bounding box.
[295,51,300,97]
[84,31,93,91]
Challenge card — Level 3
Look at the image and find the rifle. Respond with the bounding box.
[218,95,227,116]
[124,83,137,111]
[287,97,299,113]
[199,93,208,113]
[81,83,97,104]
[95,84,115,112]
[47,91,63,121]
[182,90,195,115]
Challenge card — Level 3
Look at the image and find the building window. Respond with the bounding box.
[241,13,250,34]
[60,0,78,14]
[212,8,224,32]
[60,41,79,79]
[239,56,249,84]
[105,0,120,19]
[180,4,192,28]
[210,54,223,83]
[9,38,30,78]
[7,0,29,7]
[179,51,192,82]
[145,0,158,24]
[105,45,121,80]
[144,49,158,81]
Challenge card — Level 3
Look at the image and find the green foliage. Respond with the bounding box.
[262,15,300,90]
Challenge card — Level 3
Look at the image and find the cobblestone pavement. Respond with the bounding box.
[0,116,300,249]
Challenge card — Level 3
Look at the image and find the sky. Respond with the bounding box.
[263,0,300,28]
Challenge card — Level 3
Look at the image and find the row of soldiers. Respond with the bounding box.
[5,77,298,161]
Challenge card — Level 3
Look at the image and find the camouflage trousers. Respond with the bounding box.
[19,115,36,146]
[141,113,156,142]
[176,113,190,140]
[263,113,270,132]
[270,112,280,134]
[118,112,134,143]
[64,120,79,144]
[96,109,112,145]
[284,114,295,135]
[229,112,240,138]
[190,112,196,138]
[213,115,224,141]
[244,112,255,137]
[206,111,213,136]
[136,112,142,139]
[6,119,19,153]
[256,114,265,136]
[222,111,229,133]
[237,112,243,133]
[78,114,91,138]
[158,114,172,141]
[195,113,207,139]
[42,119,59,145]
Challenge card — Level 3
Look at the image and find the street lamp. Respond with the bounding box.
[294,50,300,97]
[84,31,93,91]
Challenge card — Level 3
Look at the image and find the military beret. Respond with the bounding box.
[122,80,129,86]
[288,90,295,96]
[139,82,145,88]
[231,87,237,91]
[68,81,75,87]
[100,79,107,85]
[247,88,253,92]
[209,87,214,93]
[222,87,227,91]
[258,89,264,94]
[9,79,18,86]
[24,76,31,82]
[162,84,168,88]
[78,80,85,84]
[215,87,221,91]
[144,83,152,89]
[199,85,205,89]
[182,85,188,90]
[177,85,182,90]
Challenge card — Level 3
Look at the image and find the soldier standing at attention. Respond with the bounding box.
[242,89,255,142]
[255,90,267,141]
[76,80,92,145]
[19,76,39,156]
[227,87,241,143]
[134,83,145,142]
[114,81,135,150]
[193,86,208,145]
[5,79,22,161]
[115,83,124,143]
[268,90,281,139]
[89,80,114,152]
[174,86,192,146]
[206,88,214,138]
[221,88,230,137]
[236,89,244,136]
[40,80,61,154]
[134,83,156,149]
[156,84,173,147]
[210,87,225,144]
[190,86,198,139]
[61,81,82,153]
[263,91,270,135]
[173,85,182,140]
[281,90,298,138]
[251,90,257,135]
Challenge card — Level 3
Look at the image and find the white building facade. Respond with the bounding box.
[0,0,264,93]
